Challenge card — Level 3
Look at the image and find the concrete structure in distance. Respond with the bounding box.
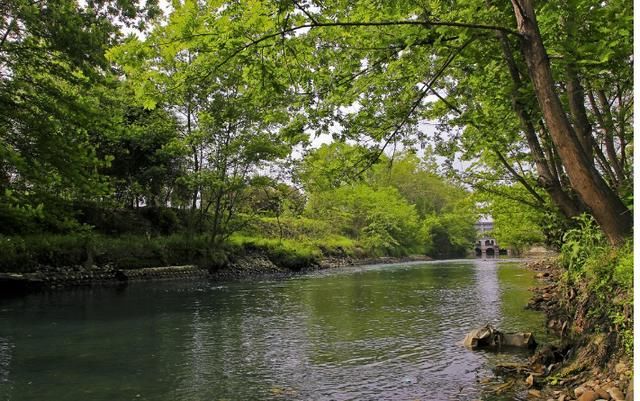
[473,215,504,257]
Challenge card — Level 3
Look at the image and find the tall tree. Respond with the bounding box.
[0,0,159,230]
[186,0,631,244]
[109,0,307,242]
[509,0,631,244]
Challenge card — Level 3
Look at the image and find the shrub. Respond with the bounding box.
[559,214,633,359]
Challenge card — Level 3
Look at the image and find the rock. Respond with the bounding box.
[595,388,611,400]
[575,386,587,398]
[614,362,627,375]
[577,390,599,401]
[606,387,624,401]
[625,382,633,401]
[463,324,537,349]
[528,389,542,398]
[526,374,535,387]
[558,395,566,401]
[463,324,499,349]
[503,332,537,348]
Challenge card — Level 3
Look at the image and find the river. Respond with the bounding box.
[0,259,548,401]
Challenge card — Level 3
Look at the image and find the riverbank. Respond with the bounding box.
[0,252,433,295]
[514,257,633,401]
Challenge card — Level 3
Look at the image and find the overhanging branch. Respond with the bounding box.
[192,19,519,74]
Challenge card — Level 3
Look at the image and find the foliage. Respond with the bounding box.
[306,183,421,256]
[559,214,606,276]
[174,0,632,244]
[242,216,335,240]
[558,218,633,358]
[0,0,632,272]
[229,235,322,270]
[299,145,475,257]
[475,186,550,253]
[368,153,463,217]
[107,0,307,242]
[421,210,477,258]
[0,0,162,230]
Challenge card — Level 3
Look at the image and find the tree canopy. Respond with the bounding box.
[0,0,632,252]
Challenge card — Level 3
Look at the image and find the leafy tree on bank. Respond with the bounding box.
[97,90,184,209]
[475,186,549,254]
[0,0,160,232]
[108,0,308,243]
[299,143,476,257]
[181,0,632,245]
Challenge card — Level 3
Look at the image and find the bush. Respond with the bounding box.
[0,233,226,272]
[559,215,633,359]
[0,234,91,271]
[140,207,181,234]
[559,214,606,278]
[229,235,323,270]
[241,216,335,240]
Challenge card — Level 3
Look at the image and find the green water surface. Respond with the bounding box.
[0,259,547,401]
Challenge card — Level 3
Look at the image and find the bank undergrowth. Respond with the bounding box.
[557,216,633,365]
[0,215,364,273]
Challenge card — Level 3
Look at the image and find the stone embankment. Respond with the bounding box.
[517,258,633,401]
[0,253,433,295]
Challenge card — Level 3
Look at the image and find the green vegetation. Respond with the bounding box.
[0,0,632,381]
[0,0,632,309]
[559,216,633,358]
[1,142,477,271]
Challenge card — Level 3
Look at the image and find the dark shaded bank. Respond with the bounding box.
[0,254,432,297]
[498,258,633,401]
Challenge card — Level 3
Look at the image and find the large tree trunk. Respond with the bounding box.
[496,30,581,218]
[510,0,632,245]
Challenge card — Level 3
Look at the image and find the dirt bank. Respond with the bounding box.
[506,258,633,401]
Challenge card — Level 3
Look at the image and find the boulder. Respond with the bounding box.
[577,390,599,401]
[463,324,499,349]
[462,324,537,350]
[503,332,537,348]
[607,387,624,401]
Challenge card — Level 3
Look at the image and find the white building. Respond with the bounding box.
[473,215,503,257]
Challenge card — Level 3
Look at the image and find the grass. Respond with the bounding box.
[229,234,358,270]
[558,218,633,360]
[0,231,361,273]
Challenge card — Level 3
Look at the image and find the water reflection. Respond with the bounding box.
[0,260,545,401]
[0,337,12,386]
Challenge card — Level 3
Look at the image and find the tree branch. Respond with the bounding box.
[493,149,546,206]
[198,18,518,74]
[430,88,546,206]
[291,0,318,25]
[348,37,476,178]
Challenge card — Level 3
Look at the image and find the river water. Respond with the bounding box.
[0,259,548,401]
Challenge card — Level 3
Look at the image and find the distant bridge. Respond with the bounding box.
[473,216,508,257]
[474,238,500,257]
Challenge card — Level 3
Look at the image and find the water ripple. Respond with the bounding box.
[0,260,545,401]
